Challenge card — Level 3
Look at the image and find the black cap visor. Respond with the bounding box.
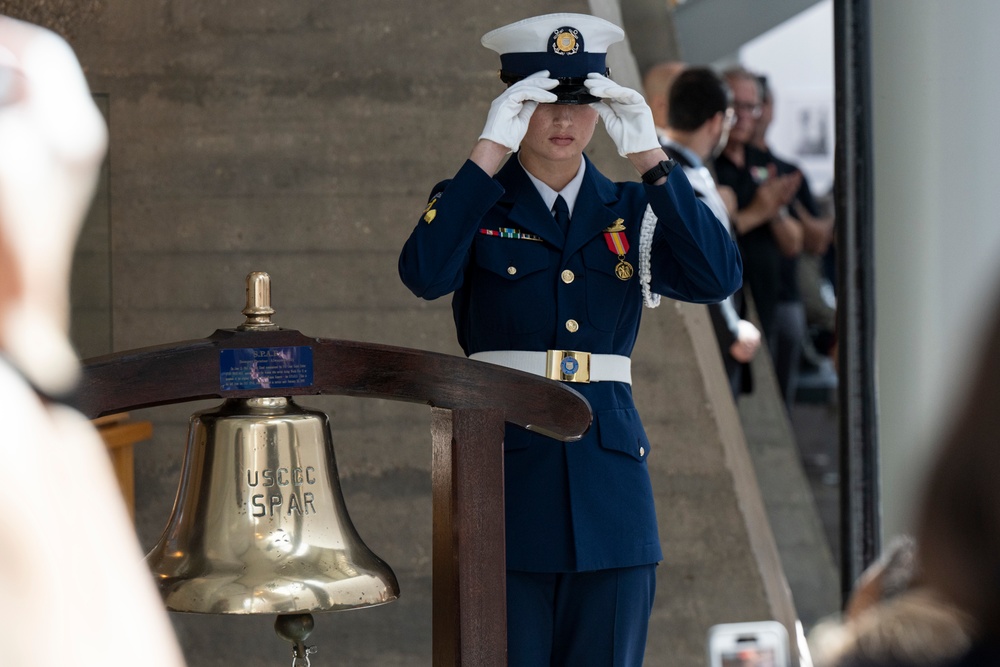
[552,79,599,104]
[500,70,605,105]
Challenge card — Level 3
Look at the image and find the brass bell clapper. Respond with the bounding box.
[144,272,400,665]
[275,613,319,667]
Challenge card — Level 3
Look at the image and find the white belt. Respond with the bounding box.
[469,350,631,384]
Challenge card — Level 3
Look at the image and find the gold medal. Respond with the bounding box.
[615,258,634,281]
[603,220,632,280]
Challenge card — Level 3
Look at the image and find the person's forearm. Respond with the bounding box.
[732,201,775,235]
[772,214,804,257]
[627,147,669,183]
[469,139,509,176]
[800,213,834,255]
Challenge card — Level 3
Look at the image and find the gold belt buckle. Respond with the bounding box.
[545,350,591,383]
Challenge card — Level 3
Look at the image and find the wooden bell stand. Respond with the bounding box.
[91,412,152,520]
[77,313,591,665]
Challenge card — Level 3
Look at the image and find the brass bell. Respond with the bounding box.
[145,394,400,615]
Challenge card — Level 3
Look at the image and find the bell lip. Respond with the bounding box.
[146,545,401,615]
[150,573,401,615]
[161,593,401,615]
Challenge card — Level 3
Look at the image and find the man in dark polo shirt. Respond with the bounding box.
[715,67,803,409]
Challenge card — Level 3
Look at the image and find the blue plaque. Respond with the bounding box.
[219,346,314,391]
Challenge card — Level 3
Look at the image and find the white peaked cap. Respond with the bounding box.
[481,13,624,58]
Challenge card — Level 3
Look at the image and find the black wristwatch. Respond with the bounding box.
[640,158,677,185]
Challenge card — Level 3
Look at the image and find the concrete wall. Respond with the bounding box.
[24,0,806,663]
[871,2,1000,542]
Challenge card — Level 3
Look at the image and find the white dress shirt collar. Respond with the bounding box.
[519,154,587,218]
[660,138,704,170]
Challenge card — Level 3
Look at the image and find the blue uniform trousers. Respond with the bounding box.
[507,564,657,666]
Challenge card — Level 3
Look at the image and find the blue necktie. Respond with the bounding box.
[553,195,570,235]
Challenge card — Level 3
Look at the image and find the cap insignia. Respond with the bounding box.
[551,27,581,56]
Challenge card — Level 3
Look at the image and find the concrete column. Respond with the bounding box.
[872,1,1000,539]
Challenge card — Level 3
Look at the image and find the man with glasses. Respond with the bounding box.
[715,67,804,409]
[656,66,761,399]
[752,76,837,387]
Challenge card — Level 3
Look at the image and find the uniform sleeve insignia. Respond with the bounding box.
[423,194,441,224]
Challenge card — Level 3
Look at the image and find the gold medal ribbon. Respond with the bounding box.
[603,219,634,281]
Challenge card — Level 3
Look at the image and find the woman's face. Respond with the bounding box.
[519,102,599,165]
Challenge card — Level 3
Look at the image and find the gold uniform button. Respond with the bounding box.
[561,269,575,284]
[639,446,646,457]
[565,319,579,333]
[507,266,517,275]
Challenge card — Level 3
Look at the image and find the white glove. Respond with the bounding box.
[479,70,558,153]
[585,73,660,156]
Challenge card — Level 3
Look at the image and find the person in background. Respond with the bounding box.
[399,12,741,665]
[903,277,1000,666]
[751,75,837,387]
[715,67,803,410]
[808,536,972,667]
[809,275,1000,667]
[642,60,686,144]
[658,66,761,399]
[0,15,186,667]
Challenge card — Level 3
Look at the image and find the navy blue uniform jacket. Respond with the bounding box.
[399,154,742,572]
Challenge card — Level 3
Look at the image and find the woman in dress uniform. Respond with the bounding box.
[399,13,742,666]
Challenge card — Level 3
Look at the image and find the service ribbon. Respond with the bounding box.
[603,230,630,257]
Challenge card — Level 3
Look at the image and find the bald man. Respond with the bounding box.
[642,60,686,142]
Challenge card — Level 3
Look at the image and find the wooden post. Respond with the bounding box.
[432,407,508,666]
[92,413,153,520]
